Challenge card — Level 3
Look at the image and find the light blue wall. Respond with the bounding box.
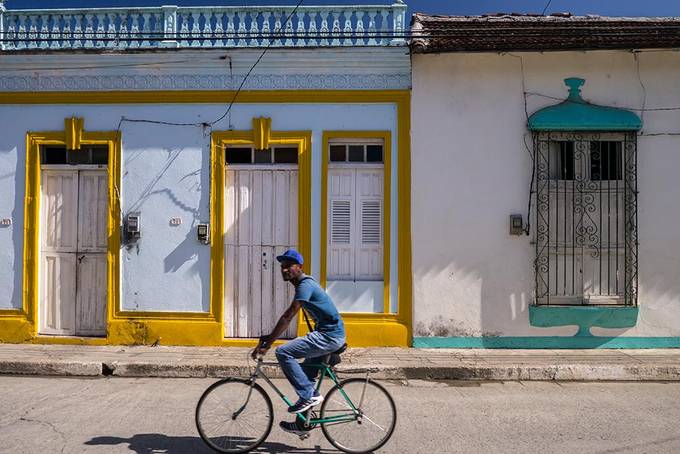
[0,102,399,314]
[0,118,26,310]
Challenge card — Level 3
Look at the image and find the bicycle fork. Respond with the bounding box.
[231,376,258,420]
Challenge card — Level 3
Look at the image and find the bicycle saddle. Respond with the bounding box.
[325,343,347,367]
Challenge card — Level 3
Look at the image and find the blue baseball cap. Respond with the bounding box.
[276,249,304,265]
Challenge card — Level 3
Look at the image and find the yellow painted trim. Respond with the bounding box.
[64,117,84,150]
[396,93,413,345]
[320,130,392,315]
[0,310,26,317]
[33,336,109,346]
[317,93,412,346]
[0,90,410,105]
[3,90,411,347]
[19,128,122,342]
[212,124,312,340]
[252,117,272,150]
[220,338,288,347]
[115,311,216,320]
[210,130,225,326]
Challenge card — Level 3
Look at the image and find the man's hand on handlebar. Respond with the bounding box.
[251,335,272,359]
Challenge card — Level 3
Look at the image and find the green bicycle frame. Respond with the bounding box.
[252,359,361,425]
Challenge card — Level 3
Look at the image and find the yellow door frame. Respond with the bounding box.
[8,118,121,344]
[320,131,409,345]
[212,118,312,344]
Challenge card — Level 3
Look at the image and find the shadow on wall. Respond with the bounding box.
[414,245,680,346]
[0,144,25,310]
[121,125,211,312]
[412,251,656,347]
[85,434,336,453]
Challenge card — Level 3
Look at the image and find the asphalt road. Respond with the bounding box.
[1,376,680,454]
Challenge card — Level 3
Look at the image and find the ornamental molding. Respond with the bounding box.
[0,73,411,91]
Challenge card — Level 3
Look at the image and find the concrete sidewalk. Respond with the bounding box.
[2,343,680,381]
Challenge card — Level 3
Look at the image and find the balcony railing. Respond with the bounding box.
[0,2,407,51]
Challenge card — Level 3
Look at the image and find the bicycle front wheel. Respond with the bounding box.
[195,378,273,454]
[320,378,397,453]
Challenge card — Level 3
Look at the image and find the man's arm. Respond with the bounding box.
[252,300,302,358]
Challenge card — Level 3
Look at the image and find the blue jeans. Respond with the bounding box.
[275,331,346,401]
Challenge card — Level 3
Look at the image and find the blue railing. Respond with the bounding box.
[0,2,407,50]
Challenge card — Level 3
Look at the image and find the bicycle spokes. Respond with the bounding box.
[320,378,397,453]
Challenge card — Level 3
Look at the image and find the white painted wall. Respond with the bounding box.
[411,50,680,337]
[0,102,399,314]
[0,123,24,310]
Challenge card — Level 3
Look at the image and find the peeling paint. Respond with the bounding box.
[414,316,500,338]
[124,321,151,345]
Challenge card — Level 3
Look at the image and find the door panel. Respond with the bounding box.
[328,170,355,279]
[77,171,108,253]
[41,170,78,253]
[40,252,76,335]
[76,253,107,335]
[224,168,298,338]
[356,169,383,280]
[39,168,108,337]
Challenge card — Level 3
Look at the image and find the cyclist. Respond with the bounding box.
[252,249,346,435]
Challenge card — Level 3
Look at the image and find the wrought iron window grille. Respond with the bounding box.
[533,131,638,307]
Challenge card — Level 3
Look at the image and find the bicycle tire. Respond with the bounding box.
[320,378,397,453]
[195,378,273,454]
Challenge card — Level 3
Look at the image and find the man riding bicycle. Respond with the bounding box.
[252,249,346,435]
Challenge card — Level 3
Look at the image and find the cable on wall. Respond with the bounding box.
[506,52,535,236]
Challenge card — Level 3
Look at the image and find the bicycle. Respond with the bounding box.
[195,346,397,453]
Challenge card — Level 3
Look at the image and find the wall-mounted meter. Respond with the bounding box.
[509,214,524,236]
[197,223,210,244]
[125,212,141,241]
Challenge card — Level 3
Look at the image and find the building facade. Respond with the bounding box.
[0,2,412,346]
[410,14,680,348]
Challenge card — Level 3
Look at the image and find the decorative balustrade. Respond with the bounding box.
[0,2,407,51]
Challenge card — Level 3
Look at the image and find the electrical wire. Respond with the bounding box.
[507,53,535,236]
[541,0,554,16]
[109,0,304,132]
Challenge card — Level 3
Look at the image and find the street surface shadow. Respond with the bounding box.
[85,434,339,453]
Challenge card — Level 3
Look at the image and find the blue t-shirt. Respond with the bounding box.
[295,276,345,339]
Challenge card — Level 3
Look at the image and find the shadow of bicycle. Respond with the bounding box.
[85,434,340,453]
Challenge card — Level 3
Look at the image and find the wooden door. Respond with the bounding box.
[40,170,78,335]
[75,171,108,335]
[224,167,298,338]
[39,169,107,336]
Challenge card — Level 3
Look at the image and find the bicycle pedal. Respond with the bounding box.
[299,432,311,440]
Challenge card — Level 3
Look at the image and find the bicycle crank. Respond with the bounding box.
[299,432,311,440]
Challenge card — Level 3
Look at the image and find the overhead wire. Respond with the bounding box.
[507,53,535,236]
[112,0,304,132]
[541,0,554,16]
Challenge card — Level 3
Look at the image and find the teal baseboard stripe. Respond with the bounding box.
[529,306,639,336]
[413,336,680,349]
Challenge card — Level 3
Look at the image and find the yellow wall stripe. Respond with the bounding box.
[1,90,411,347]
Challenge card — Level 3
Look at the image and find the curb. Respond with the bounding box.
[2,360,680,381]
[0,360,103,377]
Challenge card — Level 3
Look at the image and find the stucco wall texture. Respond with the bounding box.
[411,50,680,337]
[0,103,399,315]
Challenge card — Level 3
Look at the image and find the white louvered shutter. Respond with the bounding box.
[328,169,354,279]
[356,169,383,280]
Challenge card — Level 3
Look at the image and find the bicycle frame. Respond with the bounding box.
[249,358,361,426]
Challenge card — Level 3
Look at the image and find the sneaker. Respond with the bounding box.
[279,419,310,436]
[287,393,324,414]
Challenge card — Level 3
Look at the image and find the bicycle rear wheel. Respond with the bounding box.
[195,378,273,454]
[320,378,397,453]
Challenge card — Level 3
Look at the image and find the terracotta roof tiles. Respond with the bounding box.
[411,13,680,53]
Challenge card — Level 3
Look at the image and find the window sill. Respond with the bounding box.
[529,305,639,337]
